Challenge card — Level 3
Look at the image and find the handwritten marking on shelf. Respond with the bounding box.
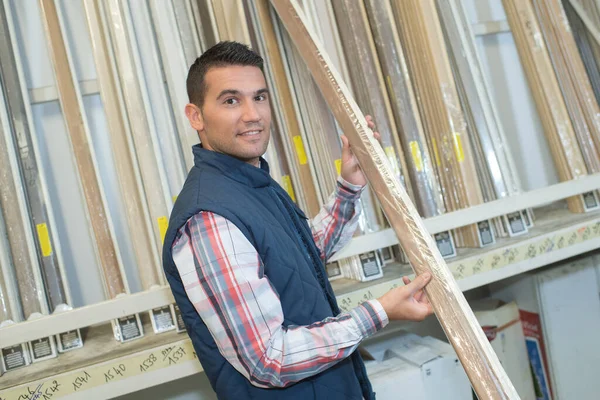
[72,371,92,391]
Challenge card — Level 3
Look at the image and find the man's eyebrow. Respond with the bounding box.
[256,88,269,95]
[216,89,240,100]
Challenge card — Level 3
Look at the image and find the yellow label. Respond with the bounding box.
[409,141,424,172]
[334,159,342,176]
[431,138,441,167]
[453,132,465,163]
[281,175,296,202]
[157,217,169,244]
[172,195,178,203]
[293,136,308,165]
[36,223,53,257]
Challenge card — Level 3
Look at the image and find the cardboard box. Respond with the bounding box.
[363,332,471,399]
[472,300,536,400]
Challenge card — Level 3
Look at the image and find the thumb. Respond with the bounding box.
[340,134,350,150]
[340,135,352,158]
[406,272,431,295]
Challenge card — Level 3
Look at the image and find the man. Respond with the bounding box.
[163,41,433,400]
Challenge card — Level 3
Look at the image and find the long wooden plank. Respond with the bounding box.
[104,0,173,265]
[210,0,252,45]
[124,1,186,202]
[0,72,47,318]
[39,0,127,299]
[172,0,204,65]
[269,1,518,398]
[502,0,588,213]
[0,1,71,312]
[0,210,19,323]
[83,0,162,291]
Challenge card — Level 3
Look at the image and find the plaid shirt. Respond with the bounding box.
[172,177,388,388]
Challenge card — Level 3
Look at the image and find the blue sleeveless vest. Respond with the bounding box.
[163,145,374,399]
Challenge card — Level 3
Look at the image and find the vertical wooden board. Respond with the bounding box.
[0,2,69,311]
[83,0,162,291]
[104,0,173,264]
[0,75,46,318]
[0,210,20,322]
[269,1,519,397]
[148,0,199,170]
[210,0,251,45]
[124,0,186,200]
[38,0,126,298]
[172,0,204,65]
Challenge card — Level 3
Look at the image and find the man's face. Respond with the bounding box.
[186,65,271,165]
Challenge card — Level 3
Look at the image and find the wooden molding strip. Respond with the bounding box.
[82,0,162,291]
[364,0,445,218]
[1,1,71,312]
[0,64,47,318]
[39,0,127,298]
[502,0,588,213]
[269,0,518,397]
[148,0,199,170]
[104,0,173,275]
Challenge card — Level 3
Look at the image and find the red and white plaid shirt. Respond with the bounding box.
[172,177,388,388]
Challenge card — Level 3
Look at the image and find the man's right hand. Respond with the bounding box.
[377,273,434,321]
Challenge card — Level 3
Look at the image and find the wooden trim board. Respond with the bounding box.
[269,1,519,397]
[39,0,127,298]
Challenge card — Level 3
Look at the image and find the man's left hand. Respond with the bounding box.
[340,115,381,187]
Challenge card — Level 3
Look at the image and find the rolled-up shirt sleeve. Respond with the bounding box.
[172,211,387,388]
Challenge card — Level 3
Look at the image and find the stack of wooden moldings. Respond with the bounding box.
[330,0,413,202]
[391,0,485,247]
[502,0,590,213]
[363,0,446,220]
[534,0,600,177]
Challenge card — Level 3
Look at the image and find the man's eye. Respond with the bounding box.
[255,94,267,102]
[224,98,238,105]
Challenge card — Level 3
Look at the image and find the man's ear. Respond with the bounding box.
[185,103,204,132]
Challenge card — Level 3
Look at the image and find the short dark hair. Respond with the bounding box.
[186,41,264,108]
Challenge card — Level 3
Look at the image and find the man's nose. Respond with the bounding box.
[242,101,261,122]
